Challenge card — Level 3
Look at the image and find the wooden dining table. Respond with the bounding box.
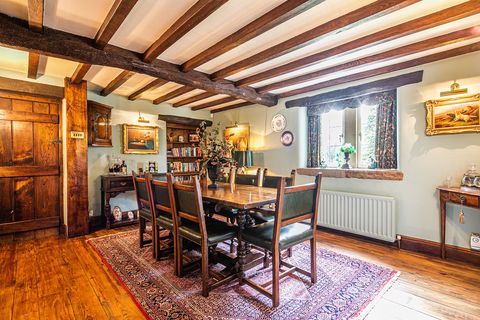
[200,181,278,280]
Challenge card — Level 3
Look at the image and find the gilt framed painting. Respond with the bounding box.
[224,124,249,151]
[123,124,159,154]
[425,93,480,135]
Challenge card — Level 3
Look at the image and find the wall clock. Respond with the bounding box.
[271,114,286,132]
[281,131,294,146]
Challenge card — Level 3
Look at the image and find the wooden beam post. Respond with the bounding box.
[64,78,89,237]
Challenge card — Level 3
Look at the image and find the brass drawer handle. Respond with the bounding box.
[120,182,127,186]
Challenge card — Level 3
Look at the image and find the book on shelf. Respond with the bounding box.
[170,147,201,157]
[167,161,200,173]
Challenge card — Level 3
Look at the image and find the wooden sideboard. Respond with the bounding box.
[101,175,138,229]
[437,187,480,259]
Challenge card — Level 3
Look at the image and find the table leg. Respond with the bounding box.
[237,209,247,284]
[440,191,447,259]
[105,193,111,230]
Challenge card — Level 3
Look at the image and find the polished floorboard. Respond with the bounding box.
[0,227,479,320]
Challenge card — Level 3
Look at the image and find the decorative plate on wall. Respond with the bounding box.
[271,114,286,132]
[281,131,294,146]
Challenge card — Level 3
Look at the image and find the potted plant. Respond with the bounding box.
[198,122,235,189]
[338,143,356,169]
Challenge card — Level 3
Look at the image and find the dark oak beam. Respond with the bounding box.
[285,71,423,108]
[173,91,216,107]
[27,0,43,79]
[70,0,138,83]
[191,96,236,110]
[181,0,324,72]
[211,0,419,80]
[279,41,480,98]
[0,14,278,106]
[259,27,480,93]
[158,114,212,127]
[100,70,134,96]
[0,76,64,98]
[237,0,480,87]
[153,86,195,104]
[128,78,168,100]
[142,0,227,63]
[71,63,92,84]
[211,101,253,113]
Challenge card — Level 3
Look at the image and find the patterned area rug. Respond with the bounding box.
[88,230,399,319]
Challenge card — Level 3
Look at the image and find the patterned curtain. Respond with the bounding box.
[375,90,397,169]
[307,115,320,167]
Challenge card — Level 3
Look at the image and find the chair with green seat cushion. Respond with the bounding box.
[169,176,238,297]
[240,174,322,307]
[132,172,154,253]
[249,169,297,225]
[148,173,176,262]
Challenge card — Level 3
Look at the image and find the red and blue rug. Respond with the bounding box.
[88,230,399,319]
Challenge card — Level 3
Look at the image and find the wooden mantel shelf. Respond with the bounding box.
[297,168,404,181]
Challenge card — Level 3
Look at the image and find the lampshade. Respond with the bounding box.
[233,150,253,167]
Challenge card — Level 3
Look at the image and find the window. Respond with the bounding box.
[320,110,344,167]
[319,105,379,168]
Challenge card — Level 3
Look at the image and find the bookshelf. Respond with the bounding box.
[160,115,212,181]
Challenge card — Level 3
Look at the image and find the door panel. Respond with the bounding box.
[0,93,61,234]
[0,178,12,223]
[0,120,12,165]
[12,121,33,165]
[14,177,35,221]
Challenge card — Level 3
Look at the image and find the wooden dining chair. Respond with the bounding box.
[168,175,238,297]
[147,173,176,262]
[235,167,262,186]
[240,174,322,307]
[132,171,155,254]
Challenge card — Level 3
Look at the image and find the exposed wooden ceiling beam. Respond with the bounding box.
[70,0,138,84]
[0,13,277,106]
[71,63,92,84]
[27,53,40,79]
[210,0,419,80]
[100,70,134,96]
[285,71,423,108]
[153,86,195,105]
[258,27,480,93]
[279,41,480,98]
[128,78,168,100]
[236,0,480,87]
[191,96,237,110]
[95,0,139,49]
[173,91,216,107]
[27,0,44,79]
[211,102,253,113]
[142,0,228,63]
[181,0,324,72]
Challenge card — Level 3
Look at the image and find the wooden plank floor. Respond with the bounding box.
[0,227,479,320]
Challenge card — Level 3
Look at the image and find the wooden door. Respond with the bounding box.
[0,92,62,234]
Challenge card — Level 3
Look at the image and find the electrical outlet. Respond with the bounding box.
[70,131,85,139]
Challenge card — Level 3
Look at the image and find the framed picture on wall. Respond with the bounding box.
[224,124,249,151]
[425,93,480,135]
[123,124,159,154]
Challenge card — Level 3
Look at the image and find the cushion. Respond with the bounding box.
[249,210,274,224]
[241,221,314,251]
[178,218,237,246]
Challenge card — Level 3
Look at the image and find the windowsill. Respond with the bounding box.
[297,168,404,181]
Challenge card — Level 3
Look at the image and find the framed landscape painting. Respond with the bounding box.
[123,124,159,154]
[224,124,249,151]
[425,93,480,135]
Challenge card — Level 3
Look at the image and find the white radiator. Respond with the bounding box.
[318,190,396,242]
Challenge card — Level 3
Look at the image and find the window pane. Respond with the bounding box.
[320,110,344,167]
[359,105,377,168]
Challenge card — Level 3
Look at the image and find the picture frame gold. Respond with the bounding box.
[425,93,480,136]
[123,124,159,154]
[224,124,250,151]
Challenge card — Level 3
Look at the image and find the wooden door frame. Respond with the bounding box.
[0,82,65,235]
